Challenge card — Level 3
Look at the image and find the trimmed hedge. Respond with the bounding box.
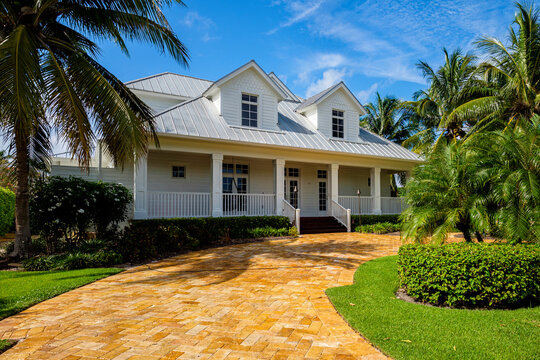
[120,216,292,262]
[23,250,123,271]
[351,214,400,229]
[0,187,15,236]
[355,222,400,234]
[398,243,540,308]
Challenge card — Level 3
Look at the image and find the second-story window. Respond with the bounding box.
[332,109,344,138]
[241,93,258,127]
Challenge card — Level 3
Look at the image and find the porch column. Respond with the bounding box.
[370,167,381,214]
[211,153,223,217]
[133,154,148,219]
[274,159,285,215]
[329,163,339,204]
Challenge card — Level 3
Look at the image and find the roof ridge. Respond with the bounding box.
[125,72,213,85]
[296,82,342,111]
[153,96,205,117]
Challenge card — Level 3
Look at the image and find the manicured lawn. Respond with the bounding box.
[326,256,540,360]
[0,268,122,320]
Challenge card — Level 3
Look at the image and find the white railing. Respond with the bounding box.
[223,193,276,217]
[381,197,407,214]
[331,200,351,232]
[282,199,300,234]
[148,192,211,218]
[338,196,374,215]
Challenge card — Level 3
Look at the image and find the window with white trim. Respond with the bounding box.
[332,109,344,138]
[172,166,185,178]
[241,93,258,127]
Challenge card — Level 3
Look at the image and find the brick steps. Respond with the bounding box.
[300,216,347,234]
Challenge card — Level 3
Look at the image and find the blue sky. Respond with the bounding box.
[97,0,516,103]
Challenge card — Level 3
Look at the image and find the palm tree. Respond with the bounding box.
[403,48,480,154]
[449,3,540,132]
[0,0,189,257]
[360,92,412,144]
[401,141,489,243]
[465,116,540,244]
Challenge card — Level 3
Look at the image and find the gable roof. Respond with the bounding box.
[126,72,212,98]
[153,97,421,162]
[202,60,288,100]
[268,72,302,102]
[296,81,367,114]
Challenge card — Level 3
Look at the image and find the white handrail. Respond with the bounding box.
[338,196,373,215]
[148,192,211,218]
[331,200,351,232]
[223,193,276,216]
[282,199,300,234]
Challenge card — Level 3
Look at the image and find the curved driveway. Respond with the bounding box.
[0,233,400,359]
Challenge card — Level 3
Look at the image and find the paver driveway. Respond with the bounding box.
[0,233,402,360]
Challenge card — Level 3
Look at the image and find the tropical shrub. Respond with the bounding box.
[23,249,123,271]
[351,214,400,229]
[119,216,292,262]
[0,187,15,236]
[30,176,131,252]
[398,243,540,308]
[355,222,400,234]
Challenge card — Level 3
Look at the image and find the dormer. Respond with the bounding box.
[203,60,288,131]
[296,82,366,142]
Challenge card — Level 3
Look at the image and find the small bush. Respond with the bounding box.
[351,214,400,229]
[0,187,15,236]
[356,222,400,234]
[120,216,292,262]
[398,243,540,308]
[22,249,123,271]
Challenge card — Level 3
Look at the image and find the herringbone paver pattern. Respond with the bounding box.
[0,233,401,359]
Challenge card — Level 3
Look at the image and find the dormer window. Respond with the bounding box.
[332,109,344,138]
[241,93,258,127]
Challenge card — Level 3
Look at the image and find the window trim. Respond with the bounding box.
[171,165,186,179]
[241,92,259,128]
[331,109,345,139]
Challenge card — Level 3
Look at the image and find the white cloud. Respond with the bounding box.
[182,11,219,42]
[306,68,347,97]
[297,53,347,83]
[267,0,323,34]
[357,83,379,103]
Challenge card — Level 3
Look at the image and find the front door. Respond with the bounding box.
[284,167,300,209]
[223,163,249,213]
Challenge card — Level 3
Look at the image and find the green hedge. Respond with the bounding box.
[0,187,15,236]
[351,214,400,229]
[120,216,292,262]
[23,250,123,271]
[398,244,540,308]
[355,222,400,234]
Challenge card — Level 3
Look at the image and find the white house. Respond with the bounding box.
[51,60,421,233]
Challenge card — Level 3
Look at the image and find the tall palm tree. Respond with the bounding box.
[403,48,480,154]
[360,92,412,144]
[0,0,189,257]
[449,2,540,132]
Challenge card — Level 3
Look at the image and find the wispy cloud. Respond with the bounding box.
[306,68,348,97]
[357,83,379,103]
[267,0,323,34]
[182,11,219,42]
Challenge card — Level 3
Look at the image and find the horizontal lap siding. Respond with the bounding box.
[50,166,134,192]
[339,166,370,196]
[316,89,360,141]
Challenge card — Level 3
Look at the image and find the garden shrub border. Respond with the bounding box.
[0,187,15,236]
[351,214,400,229]
[398,243,540,308]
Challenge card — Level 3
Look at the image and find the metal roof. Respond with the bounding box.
[126,72,213,98]
[153,97,421,162]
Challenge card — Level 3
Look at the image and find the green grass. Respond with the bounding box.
[0,339,16,354]
[326,256,540,360]
[0,268,122,320]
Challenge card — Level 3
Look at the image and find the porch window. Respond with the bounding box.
[319,181,327,211]
[241,93,258,127]
[332,109,344,138]
[172,166,185,178]
[317,170,327,179]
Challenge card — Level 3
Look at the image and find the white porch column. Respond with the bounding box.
[371,167,381,215]
[133,154,148,219]
[329,163,339,204]
[274,159,285,215]
[211,153,223,217]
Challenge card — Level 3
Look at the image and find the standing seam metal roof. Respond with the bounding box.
[126,72,213,98]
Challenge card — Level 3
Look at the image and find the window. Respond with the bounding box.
[172,166,185,178]
[288,168,299,177]
[241,93,258,127]
[236,164,249,174]
[319,181,327,211]
[317,170,327,179]
[223,163,234,174]
[332,109,344,138]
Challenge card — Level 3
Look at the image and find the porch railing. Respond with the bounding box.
[148,191,211,218]
[338,196,373,215]
[331,200,351,232]
[381,197,407,214]
[283,199,300,234]
[223,193,275,217]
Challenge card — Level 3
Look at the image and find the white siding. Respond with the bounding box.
[147,151,211,192]
[381,170,393,197]
[50,166,134,192]
[285,162,330,217]
[338,166,370,196]
[316,89,360,141]
[210,90,221,115]
[248,159,274,193]
[304,108,318,129]
[218,68,279,131]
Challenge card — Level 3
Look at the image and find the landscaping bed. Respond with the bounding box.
[326,256,540,360]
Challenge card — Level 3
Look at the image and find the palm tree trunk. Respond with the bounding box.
[474,231,484,242]
[10,130,32,258]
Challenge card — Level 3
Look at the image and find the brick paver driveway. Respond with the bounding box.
[0,233,401,359]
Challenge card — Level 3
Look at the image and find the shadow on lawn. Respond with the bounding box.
[123,234,399,286]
